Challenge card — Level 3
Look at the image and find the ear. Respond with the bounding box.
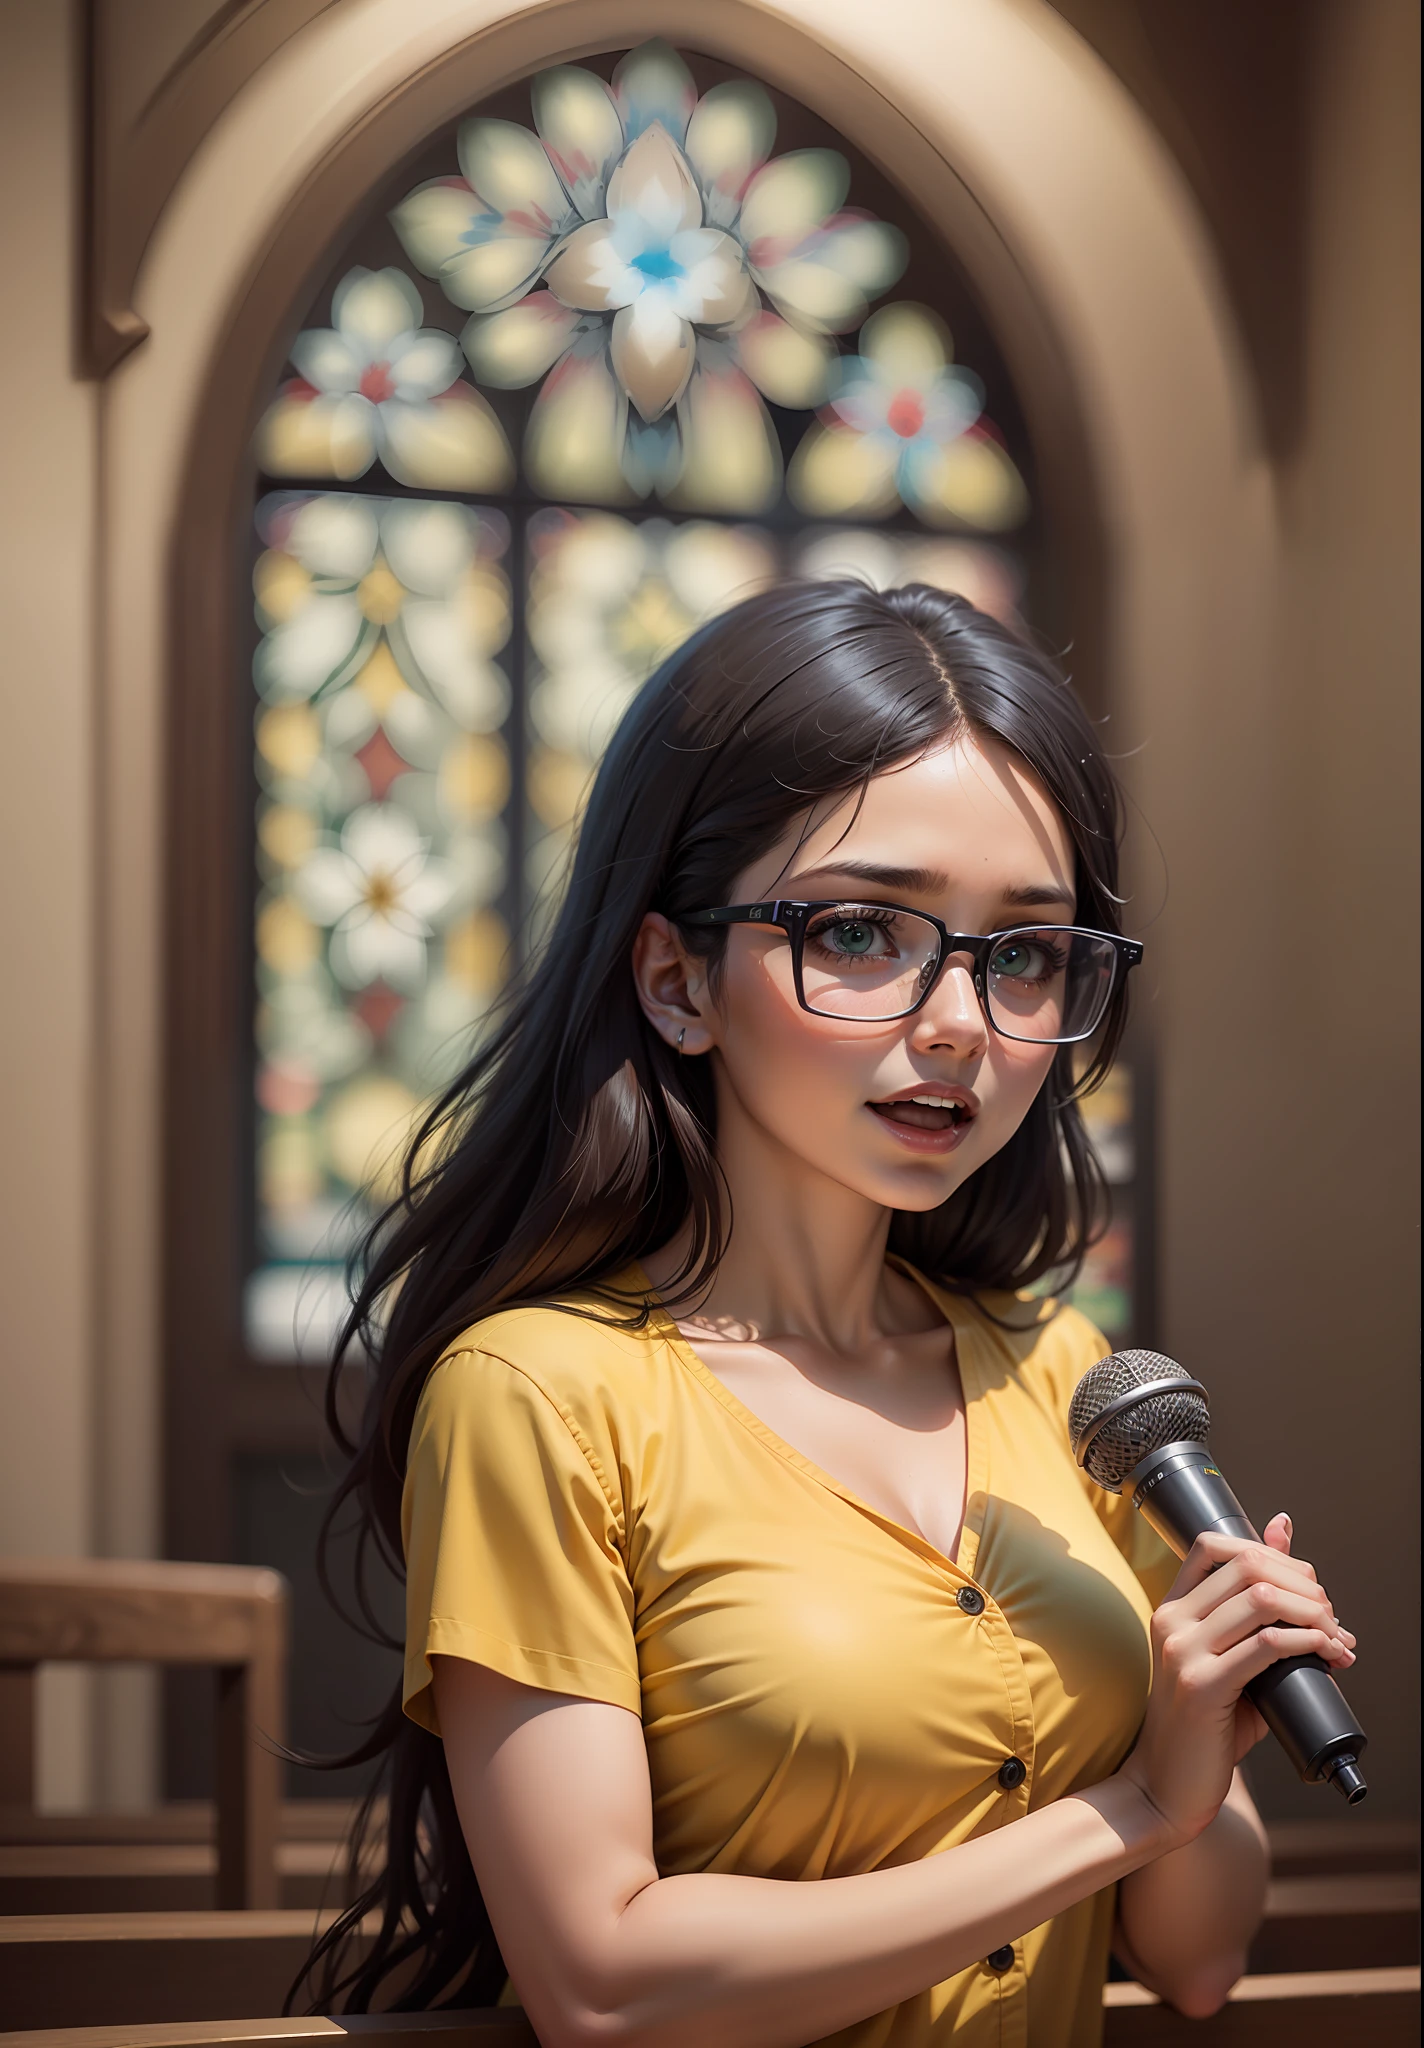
[632,914,717,1055]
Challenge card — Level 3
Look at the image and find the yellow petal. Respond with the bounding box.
[258,805,320,870]
[256,703,323,778]
[378,387,515,492]
[254,550,312,627]
[858,302,951,391]
[734,313,833,408]
[916,434,1030,531]
[444,908,511,997]
[525,351,632,504]
[672,368,781,515]
[684,81,776,228]
[787,421,899,518]
[256,895,320,973]
[439,733,511,822]
[740,150,849,257]
[255,392,374,480]
[462,293,582,387]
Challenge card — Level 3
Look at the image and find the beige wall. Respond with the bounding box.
[1224,0,1420,1817]
[0,0,1416,1823]
[0,0,99,1803]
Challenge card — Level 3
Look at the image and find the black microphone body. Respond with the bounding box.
[1126,1439,1368,1803]
[1069,1351,1369,1805]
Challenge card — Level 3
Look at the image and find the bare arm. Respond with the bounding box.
[1113,1769,1269,2015]
[433,1528,1352,2048]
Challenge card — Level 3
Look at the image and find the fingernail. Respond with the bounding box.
[1281,1515,1293,1539]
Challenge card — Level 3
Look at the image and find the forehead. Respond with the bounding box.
[754,733,1075,894]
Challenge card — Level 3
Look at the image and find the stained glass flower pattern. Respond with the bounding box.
[392,39,906,512]
[523,510,777,898]
[243,44,1046,1361]
[248,493,514,1358]
[789,303,1029,530]
[255,267,514,492]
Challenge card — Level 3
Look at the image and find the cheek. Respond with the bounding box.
[716,949,889,1124]
[979,1040,1058,1134]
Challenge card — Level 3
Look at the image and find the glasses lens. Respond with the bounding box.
[800,905,942,1020]
[984,928,1117,1042]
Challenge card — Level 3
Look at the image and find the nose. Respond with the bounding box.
[911,951,989,1057]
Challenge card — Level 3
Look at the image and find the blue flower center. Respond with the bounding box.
[631,247,682,283]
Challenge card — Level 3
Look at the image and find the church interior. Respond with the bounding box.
[0,0,1417,2035]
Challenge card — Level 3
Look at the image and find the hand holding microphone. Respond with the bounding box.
[1069,1350,1366,1848]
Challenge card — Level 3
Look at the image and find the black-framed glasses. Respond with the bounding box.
[681,901,1143,1042]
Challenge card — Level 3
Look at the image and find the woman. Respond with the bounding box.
[306,582,1354,2045]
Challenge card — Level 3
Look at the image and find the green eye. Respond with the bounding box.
[990,942,1033,978]
[832,921,876,955]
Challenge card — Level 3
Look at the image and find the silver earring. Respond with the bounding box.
[676,1028,687,1055]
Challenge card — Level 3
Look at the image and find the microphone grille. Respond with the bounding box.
[1069,1348,1211,1491]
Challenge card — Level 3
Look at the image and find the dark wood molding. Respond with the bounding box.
[83,0,340,377]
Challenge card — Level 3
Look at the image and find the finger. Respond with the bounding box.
[1262,1512,1292,1554]
[1168,1541,1325,1623]
[1194,1581,1343,1655]
[1218,1624,1357,1692]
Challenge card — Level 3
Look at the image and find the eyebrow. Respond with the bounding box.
[786,860,1076,911]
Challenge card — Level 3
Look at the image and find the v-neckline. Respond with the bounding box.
[634,1259,990,1584]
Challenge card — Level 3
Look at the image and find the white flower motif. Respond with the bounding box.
[789,304,1029,531]
[293,804,456,990]
[251,494,512,737]
[391,40,906,509]
[255,268,513,492]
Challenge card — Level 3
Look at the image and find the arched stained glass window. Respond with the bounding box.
[242,39,1134,1366]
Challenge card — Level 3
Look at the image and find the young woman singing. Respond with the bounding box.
[305,582,1355,2045]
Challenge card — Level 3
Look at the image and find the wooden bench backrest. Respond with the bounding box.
[0,1560,288,1909]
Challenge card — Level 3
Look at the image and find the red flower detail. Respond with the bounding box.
[359,362,396,403]
[886,390,925,439]
[354,984,404,1042]
[356,728,409,800]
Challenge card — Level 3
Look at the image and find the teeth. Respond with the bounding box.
[911,1095,961,1110]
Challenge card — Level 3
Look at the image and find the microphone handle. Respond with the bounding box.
[1126,1442,1368,1803]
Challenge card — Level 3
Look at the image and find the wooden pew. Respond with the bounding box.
[0,1912,368,2030]
[0,1805,361,1915]
[1103,1965,1421,2045]
[0,2022,535,2048]
[0,1971,1418,2048]
[0,1562,288,1911]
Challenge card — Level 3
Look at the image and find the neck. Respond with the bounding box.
[656,1070,909,1358]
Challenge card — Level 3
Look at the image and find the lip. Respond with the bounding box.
[865,1083,980,1155]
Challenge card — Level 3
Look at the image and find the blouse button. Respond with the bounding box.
[956,1585,986,1615]
[985,1945,1016,1974]
[997,1756,1027,1790]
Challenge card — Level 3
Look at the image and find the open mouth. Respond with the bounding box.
[867,1093,977,1137]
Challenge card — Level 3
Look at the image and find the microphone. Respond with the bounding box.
[1068,1349,1368,1804]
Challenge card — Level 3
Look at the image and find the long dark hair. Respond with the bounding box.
[294,579,1130,2010]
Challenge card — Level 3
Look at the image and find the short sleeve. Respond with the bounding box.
[1029,1303,1182,1611]
[401,1344,640,1735]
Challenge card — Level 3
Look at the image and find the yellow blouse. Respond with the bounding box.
[403,1265,1178,2048]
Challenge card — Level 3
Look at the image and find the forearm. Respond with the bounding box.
[1114,1771,1269,2017]
[552,1776,1168,2048]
